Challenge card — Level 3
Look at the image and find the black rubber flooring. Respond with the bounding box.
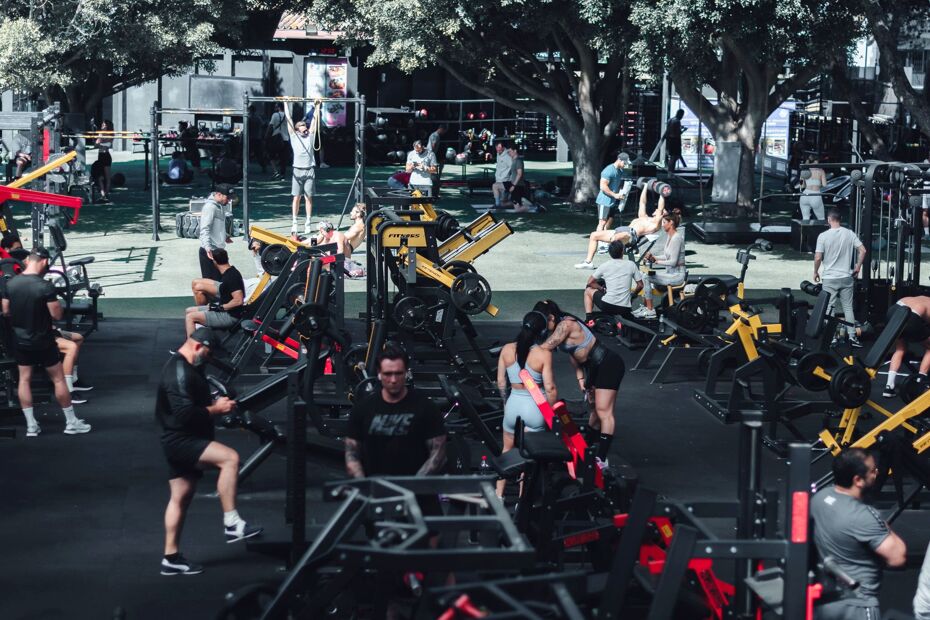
[0,318,925,619]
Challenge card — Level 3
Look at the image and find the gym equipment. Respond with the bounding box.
[43,223,102,335]
[635,176,672,197]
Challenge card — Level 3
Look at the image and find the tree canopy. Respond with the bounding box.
[303,0,640,204]
[0,0,252,115]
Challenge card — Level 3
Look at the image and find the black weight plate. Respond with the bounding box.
[796,352,837,392]
[674,297,713,332]
[450,272,491,315]
[392,296,428,331]
[285,282,306,308]
[445,260,476,277]
[828,364,871,409]
[353,376,380,400]
[694,277,728,300]
[260,243,291,276]
[900,373,930,405]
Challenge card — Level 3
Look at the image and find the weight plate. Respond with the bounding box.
[673,297,713,332]
[343,343,369,384]
[353,376,380,400]
[694,277,728,300]
[292,303,327,338]
[260,243,291,276]
[285,282,306,308]
[795,352,837,392]
[450,272,492,315]
[445,260,476,277]
[828,364,871,409]
[392,296,428,331]
[900,373,930,405]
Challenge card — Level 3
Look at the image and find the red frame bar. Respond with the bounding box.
[0,186,83,225]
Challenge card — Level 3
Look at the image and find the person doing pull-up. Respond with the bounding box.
[575,185,666,269]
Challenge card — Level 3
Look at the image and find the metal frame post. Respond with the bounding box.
[150,105,160,240]
[358,95,366,204]
[242,93,251,239]
[782,443,812,620]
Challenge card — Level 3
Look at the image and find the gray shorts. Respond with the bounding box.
[598,202,618,220]
[292,167,316,197]
[193,305,239,330]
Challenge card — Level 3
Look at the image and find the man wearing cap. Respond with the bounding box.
[595,153,632,240]
[157,328,262,576]
[2,248,91,437]
[199,185,233,281]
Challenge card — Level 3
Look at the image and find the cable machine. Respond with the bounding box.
[149,105,246,241]
[241,95,366,240]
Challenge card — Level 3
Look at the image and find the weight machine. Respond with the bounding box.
[241,94,367,240]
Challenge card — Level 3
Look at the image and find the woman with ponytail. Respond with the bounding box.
[495,310,558,498]
[533,299,625,467]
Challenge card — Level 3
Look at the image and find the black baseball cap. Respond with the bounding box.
[213,184,235,197]
[29,247,50,260]
[189,327,215,348]
[616,152,630,164]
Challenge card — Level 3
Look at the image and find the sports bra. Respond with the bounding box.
[506,345,543,384]
[559,318,595,354]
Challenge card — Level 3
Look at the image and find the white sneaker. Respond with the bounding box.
[640,308,657,319]
[574,261,595,269]
[290,222,298,234]
[303,220,312,235]
[631,306,648,317]
[595,457,609,471]
[64,419,92,435]
[596,243,609,254]
[26,423,40,438]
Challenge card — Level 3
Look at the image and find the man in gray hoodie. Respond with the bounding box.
[198,184,233,280]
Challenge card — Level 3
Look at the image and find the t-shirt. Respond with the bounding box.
[914,541,930,619]
[495,151,513,183]
[428,130,442,153]
[268,111,289,141]
[219,266,245,318]
[346,389,445,476]
[6,273,57,350]
[155,355,215,447]
[406,150,436,187]
[290,132,316,169]
[510,156,526,186]
[592,259,642,307]
[810,486,889,601]
[596,164,630,208]
[816,226,863,280]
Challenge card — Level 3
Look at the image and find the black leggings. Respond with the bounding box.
[584,343,626,391]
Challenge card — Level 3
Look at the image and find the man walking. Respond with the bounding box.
[665,109,686,173]
[814,209,866,348]
[3,248,91,437]
[491,143,513,208]
[198,184,233,281]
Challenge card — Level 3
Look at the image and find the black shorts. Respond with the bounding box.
[97,151,113,168]
[199,247,222,280]
[891,305,930,343]
[510,184,526,203]
[14,343,61,368]
[594,290,634,320]
[584,344,626,391]
[162,438,210,480]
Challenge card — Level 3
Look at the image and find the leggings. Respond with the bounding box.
[642,271,685,305]
[800,191,825,220]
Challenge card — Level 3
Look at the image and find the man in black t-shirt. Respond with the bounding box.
[345,345,446,478]
[156,328,262,576]
[186,248,245,335]
[2,248,90,437]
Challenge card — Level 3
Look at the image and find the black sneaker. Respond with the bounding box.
[849,338,864,349]
[160,554,203,576]
[71,381,94,392]
[225,521,263,544]
[882,386,896,399]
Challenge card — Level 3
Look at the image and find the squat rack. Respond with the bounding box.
[242,94,367,239]
[149,105,246,240]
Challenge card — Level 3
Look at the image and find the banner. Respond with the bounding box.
[306,58,348,127]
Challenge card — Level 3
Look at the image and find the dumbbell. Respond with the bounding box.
[800,280,822,296]
[636,177,673,197]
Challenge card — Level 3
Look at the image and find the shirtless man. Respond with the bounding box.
[311,221,350,259]
[344,203,367,252]
[884,296,930,398]
[575,185,666,269]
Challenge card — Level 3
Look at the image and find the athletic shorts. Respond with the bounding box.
[192,305,239,330]
[162,438,209,480]
[614,226,638,246]
[598,203,619,220]
[14,343,61,368]
[593,290,634,319]
[97,151,112,168]
[583,344,626,391]
[292,167,316,197]
[891,304,930,342]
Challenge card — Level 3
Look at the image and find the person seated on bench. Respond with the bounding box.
[495,311,558,498]
[574,185,666,269]
[344,203,367,252]
[583,241,643,321]
[386,170,411,189]
[535,299,625,466]
[55,328,93,402]
[883,296,930,398]
[306,221,351,259]
[163,151,194,185]
[186,249,244,336]
[634,212,685,320]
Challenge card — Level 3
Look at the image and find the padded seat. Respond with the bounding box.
[67,299,95,314]
[491,449,528,477]
[68,256,95,267]
[687,274,739,292]
[519,431,572,464]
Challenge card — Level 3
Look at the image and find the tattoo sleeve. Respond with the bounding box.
[542,322,568,351]
[417,435,448,476]
[344,437,365,478]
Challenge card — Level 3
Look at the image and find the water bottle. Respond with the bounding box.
[479,455,490,473]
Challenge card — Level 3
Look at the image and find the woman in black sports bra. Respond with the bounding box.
[533,300,625,465]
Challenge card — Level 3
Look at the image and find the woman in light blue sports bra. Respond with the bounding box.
[495,311,558,498]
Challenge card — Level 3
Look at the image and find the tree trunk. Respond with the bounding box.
[737,142,756,211]
[561,123,608,207]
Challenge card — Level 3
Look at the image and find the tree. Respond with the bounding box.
[633,0,861,211]
[0,0,250,117]
[864,0,930,141]
[301,0,638,206]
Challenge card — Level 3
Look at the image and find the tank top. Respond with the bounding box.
[558,319,595,354]
[506,345,543,384]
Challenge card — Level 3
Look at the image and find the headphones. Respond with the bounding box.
[523,310,550,340]
[318,221,334,234]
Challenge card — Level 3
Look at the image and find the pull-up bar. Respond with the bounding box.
[247,96,366,104]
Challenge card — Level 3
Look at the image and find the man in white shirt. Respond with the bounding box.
[491,143,513,208]
[284,103,318,235]
[814,209,866,348]
[405,140,437,196]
